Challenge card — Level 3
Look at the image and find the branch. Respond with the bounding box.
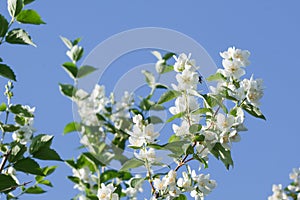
[0,149,11,174]
[175,142,197,172]
[0,181,32,193]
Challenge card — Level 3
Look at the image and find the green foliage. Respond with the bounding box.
[59,83,77,98]
[211,143,234,170]
[120,158,144,171]
[0,14,9,37]
[16,9,45,25]
[0,174,18,193]
[77,65,97,78]
[14,157,44,175]
[0,64,16,81]
[63,122,81,134]
[157,90,181,104]
[6,28,36,47]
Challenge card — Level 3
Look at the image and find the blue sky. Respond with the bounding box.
[1,0,300,199]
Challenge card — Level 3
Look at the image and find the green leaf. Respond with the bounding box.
[77,65,97,78]
[161,65,174,74]
[9,142,26,163]
[23,0,35,5]
[0,64,16,81]
[193,134,205,142]
[241,103,266,120]
[42,166,57,176]
[1,124,19,132]
[189,124,202,133]
[62,62,78,79]
[142,70,155,86]
[32,147,62,161]
[0,14,9,37]
[131,178,144,188]
[164,141,189,155]
[60,36,73,49]
[29,134,53,154]
[167,111,185,123]
[147,116,163,124]
[100,170,132,183]
[24,186,46,194]
[184,144,194,155]
[8,0,23,18]
[16,9,45,25]
[210,143,233,170]
[15,115,25,125]
[9,104,34,117]
[174,194,187,200]
[120,158,144,171]
[155,84,168,89]
[0,102,7,111]
[76,154,97,172]
[191,108,213,115]
[157,90,181,104]
[67,45,83,62]
[5,28,36,47]
[163,52,176,61]
[193,154,208,168]
[59,83,77,98]
[149,104,165,111]
[82,152,105,167]
[37,179,53,187]
[14,157,44,175]
[63,121,81,134]
[168,135,181,143]
[67,176,80,184]
[206,72,226,82]
[72,38,81,46]
[0,174,18,193]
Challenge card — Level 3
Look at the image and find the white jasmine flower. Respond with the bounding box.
[12,118,36,145]
[172,120,189,137]
[176,68,199,90]
[177,171,192,191]
[134,148,157,164]
[152,51,165,73]
[268,184,288,200]
[222,59,245,79]
[153,177,167,191]
[97,183,119,200]
[216,113,235,132]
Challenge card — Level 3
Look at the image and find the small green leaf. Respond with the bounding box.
[15,115,25,125]
[8,0,23,18]
[164,141,189,155]
[192,108,213,115]
[100,170,132,183]
[120,158,144,171]
[161,65,174,74]
[1,124,19,132]
[142,70,155,86]
[163,52,176,61]
[14,157,44,175]
[206,72,226,82]
[168,135,181,143]
[147,116,163,124]
[37,179,53,187]
[10,104,34,117]
[210,143,233,170]
[24,186,46,194]
[157,90,181,104]
[193,154,208,168]
[59,83,77,98]
[67,176,80,184]
[167,111,185,123]
[155,83,168,89]
[67,45,83,62]
[0,102,7,112]
[0,64,16,81]
[6,28,36,47]
[131,178,144,188]
[0,14,9,37]
[62,62,78,79]
[42,166,57,176]
[0,174,18,193]
[63,121,81,134]
[16,9,45,25]
[189,124,202,134]
[77,154,97,172]
[184,144,194,155]
[241,103,266,120]
[23,0,35,5]
[77,65,97,78]
[193,134,205,142]
[174,194,187,200]
[60,36,73,49]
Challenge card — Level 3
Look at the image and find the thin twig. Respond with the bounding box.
[0,149,11,174]
[0,181,32,193]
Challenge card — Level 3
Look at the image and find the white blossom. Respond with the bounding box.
[242,75,264,107]
[97,183,119,200]
[134,148,157,164]
[268,184,288,200]
[12,118,36,145]
[177,171,192,191]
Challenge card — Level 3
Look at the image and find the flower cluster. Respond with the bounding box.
[269,167,300,200]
